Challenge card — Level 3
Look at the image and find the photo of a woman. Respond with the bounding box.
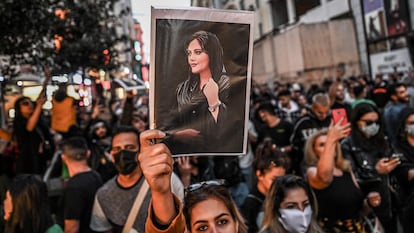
[151,8,253,156]
[165,31,230,154]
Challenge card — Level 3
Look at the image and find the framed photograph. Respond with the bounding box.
[150,7,254,156]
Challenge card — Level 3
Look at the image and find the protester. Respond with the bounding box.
[259,175,323,233]
[85,118,116,182]
[13,95,55,175]
[341,103,399,232]
[257,102,293,154]
[328,81,352,119]
[60,137,103,233]
[391,107,414,233]
[275,89,302,124]
[290,93,331,176]
[383,82,409,144]
[241,138,289,233]
[183,180,248,233]
[3,174,63,233]
[90,126,184,233]
[305,124,380,232]
[51,83,79,139]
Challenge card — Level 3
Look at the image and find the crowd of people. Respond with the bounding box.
[1,69,414,233]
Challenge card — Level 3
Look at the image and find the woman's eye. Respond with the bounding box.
[285,204,296,209]
[217,219,228,225]
[195,50,202,55]
[196,225,208,231]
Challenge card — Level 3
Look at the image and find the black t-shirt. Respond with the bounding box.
[241,186,265,233]
[262,120,293,147]
[63,170,103,233]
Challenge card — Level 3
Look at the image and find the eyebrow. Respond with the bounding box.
[192,213,231,226]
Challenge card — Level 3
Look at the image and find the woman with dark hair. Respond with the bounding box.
[391,107,414,233]
[259,175,323,233]
[12,95,54,175]
[3,174,63,233]
[241,138,289,233]
[183,180,247,233]
[341,102,400,232]
[163,30,231,154]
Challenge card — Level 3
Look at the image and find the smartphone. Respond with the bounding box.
[332,108,348,126]
[390,153,403,160]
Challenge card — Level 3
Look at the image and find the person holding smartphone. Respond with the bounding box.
[341,102,400,232]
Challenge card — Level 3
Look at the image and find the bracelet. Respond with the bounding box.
[208,101,221,112]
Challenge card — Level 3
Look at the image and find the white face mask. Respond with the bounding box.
[278,205,312,233]
[362,123,380,137]
[406,124,414,137]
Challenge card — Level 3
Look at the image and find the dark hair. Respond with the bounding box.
[183,184,248,233]
[254,138,290,175]
[396,107,414,142]
[13,96,32,120]
[87,119,110,139]
[185,30,224,83]
[278,89,291,98]
[111,125,140,149]
[387,82,406,97]
[60,136,88,161]
[257,102,276,116]
[352,84,365,98]
[260,175,322,233]
[350,102,387,151]
[4,174,54,233]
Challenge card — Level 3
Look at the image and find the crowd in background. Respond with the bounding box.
[1,69,414,232]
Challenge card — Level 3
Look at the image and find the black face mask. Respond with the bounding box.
[113,150,138,175]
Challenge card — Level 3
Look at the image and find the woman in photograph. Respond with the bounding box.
[3,174,63,233]
[259,175,323,233]
[164,30,231,154]
[183,180,247,233]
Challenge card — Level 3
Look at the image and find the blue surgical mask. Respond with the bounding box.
[278,206,312,233]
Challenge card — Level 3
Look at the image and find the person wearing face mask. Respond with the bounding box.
[259,175,323,233]
[90,126,184,233]
[391,107,414,233]
[341,103,400,233]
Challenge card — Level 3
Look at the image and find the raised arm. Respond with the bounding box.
[139,130,185,233]
[307,119,350,189]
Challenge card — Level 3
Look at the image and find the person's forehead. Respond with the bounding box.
[313,104,329,111]
[112,132,138,145]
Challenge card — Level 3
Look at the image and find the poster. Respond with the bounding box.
[363,0,387,42]
[150,7,254,156]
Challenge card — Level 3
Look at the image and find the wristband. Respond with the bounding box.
[208,101,221,112]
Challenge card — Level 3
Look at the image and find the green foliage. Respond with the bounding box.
[0,0,123,76]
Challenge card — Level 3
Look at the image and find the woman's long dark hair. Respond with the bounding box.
[4,174,54,233]
[177,30,230,112]
[350,102,388,152]
[185,30,224,83]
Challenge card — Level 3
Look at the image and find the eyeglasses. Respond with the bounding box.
[360,119,379,126]
[184,179,226,194]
